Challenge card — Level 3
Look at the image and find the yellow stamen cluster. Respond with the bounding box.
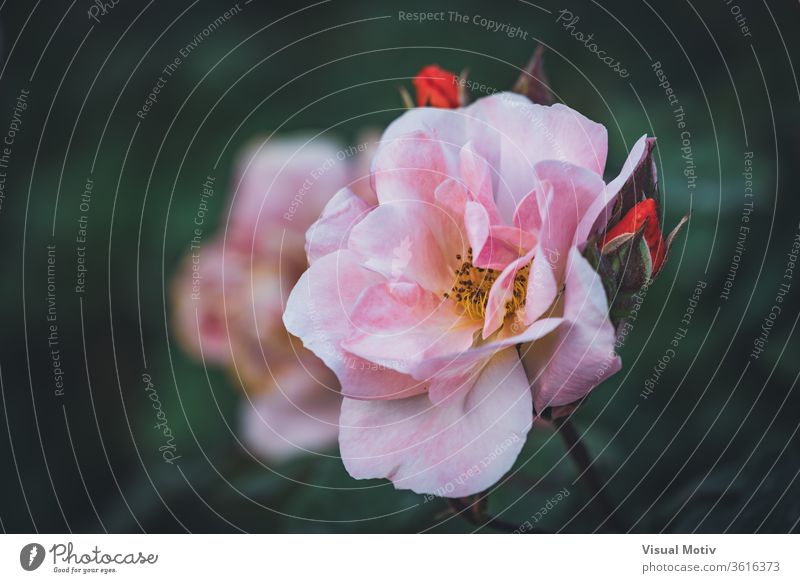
[443,247,530,321]
[507,263,530,315]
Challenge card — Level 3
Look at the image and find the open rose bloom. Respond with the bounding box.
[285,92,658,496]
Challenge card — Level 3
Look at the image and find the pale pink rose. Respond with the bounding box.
[172,133,375,460]
[284,92,648,496]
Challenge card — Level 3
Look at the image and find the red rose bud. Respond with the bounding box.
[413,65,461,108]
[601,198,666,274]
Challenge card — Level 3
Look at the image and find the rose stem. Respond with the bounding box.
[447,497,548,533]
[553,416,623,531]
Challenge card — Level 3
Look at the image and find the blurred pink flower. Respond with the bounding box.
[172,133,374,461]
[284,93,649,495]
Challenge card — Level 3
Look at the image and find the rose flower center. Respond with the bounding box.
[443,247,530,321]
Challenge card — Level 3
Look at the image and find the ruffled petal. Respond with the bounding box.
[283,250,426,400]
[417,317,562,405]
[466,94,608,216]
[524,160,606,324]
[372,130,454,205]
[339,347,532,497]
[305,188,372,264]
[522,248,620,412]
[482,247,536,338]
[377,94,608,225]
[460,142,502,224]
[513,189,542,233]
[465,204,532,271]
[579,134,650,241]
[347,200,457,292]
[341,282,480,375]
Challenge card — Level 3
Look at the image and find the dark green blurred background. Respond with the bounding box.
[0,0,798,533]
